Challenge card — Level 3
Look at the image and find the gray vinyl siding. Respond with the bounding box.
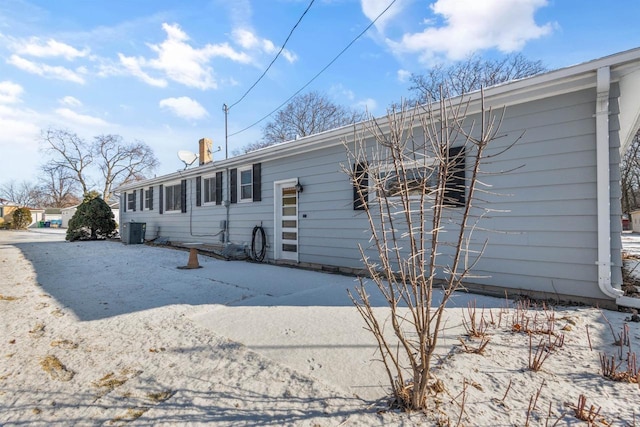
[452,88,609,300]
[118,85,624,303]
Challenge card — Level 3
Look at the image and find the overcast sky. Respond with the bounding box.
[1,0,639,184]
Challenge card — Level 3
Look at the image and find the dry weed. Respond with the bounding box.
[109,407,149,424]
[147,390,174,403]
[0,294,19,301]
[570,394,604,424]
[40,355,75,382]
[29,322,46,338]
[50,339,78,349]
[92,368,143,397]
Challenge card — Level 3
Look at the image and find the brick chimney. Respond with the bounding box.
[199,138,212,165]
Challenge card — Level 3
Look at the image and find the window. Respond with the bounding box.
[127,192,136,211]
[375,160,437,199]
[230,163,261,204]
[203,176,216,204]
[165,183,182,212]
[353,147,465,210]
[144,188,153,210]
[240,168,253,201]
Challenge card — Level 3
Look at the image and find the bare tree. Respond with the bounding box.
[344,89,518,411]
[94,134,158,202]
[42,128,93,196]
[39,164,82,208]
[41,128,158,202]
[239,91,365,154]
[0,180,43,207]
[409,53,546,103]
[621,129,640,215]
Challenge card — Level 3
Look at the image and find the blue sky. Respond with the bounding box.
[1,0,640,184]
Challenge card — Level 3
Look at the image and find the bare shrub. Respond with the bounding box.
[344,89,518,411]
[571,394,602,424]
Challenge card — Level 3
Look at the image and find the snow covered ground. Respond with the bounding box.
[1,229,639,426]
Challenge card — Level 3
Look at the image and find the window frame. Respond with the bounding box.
[144,188,151,210]
[202,175,217,205]
[127,192,136,211]
[238,166,253,203]
[370,158,438,202]
[164,181,183,213]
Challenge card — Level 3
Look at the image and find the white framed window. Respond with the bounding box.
[373,159,437,200]
[239,167,253,202]
[144,189,151,210]
[203,176,216,204]
[127,193,136,211]
[165,182,182,212]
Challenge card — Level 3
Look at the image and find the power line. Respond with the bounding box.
[227,0,315,111]
[228,0,398,138]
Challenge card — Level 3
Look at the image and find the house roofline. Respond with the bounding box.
[116,47,640,193]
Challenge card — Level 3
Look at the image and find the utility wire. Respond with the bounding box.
[227,0,315,111]
[228,0,398,138]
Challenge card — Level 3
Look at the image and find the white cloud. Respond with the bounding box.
[55,108,109,127]
[8,55,86,84]
[0,81,24,104]
[59,96,82,107]
[361,0,408,32]
[397,69,411,83]
[119,23,252,90]
[232,28,297,63]
[391,0,553,61]
[355,98,377,112]
[118,53,168,87]
[159,96,208,120]
[330,84,355,101]
[14,37,89,60]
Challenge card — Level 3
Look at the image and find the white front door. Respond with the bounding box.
[274,179,299,261]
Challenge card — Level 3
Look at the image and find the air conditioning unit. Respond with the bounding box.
[122,222,146,244]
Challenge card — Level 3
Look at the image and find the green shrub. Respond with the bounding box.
[12,208,32,229]
[66,193,117,241]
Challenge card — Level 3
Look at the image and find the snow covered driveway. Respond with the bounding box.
[2,229,639,426]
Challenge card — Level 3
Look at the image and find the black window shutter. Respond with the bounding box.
[159,185,164,214]
[445,146,466,207]
[181,179,187,213]
[195,176,202,207]
[230,168,238,204]
[140,188,144,211]
[215,171,223,205]
[149,187,154,210]
[132,190,136,211]
[252,163,262,202]
[353,162,368,211]
[123,192,127,212]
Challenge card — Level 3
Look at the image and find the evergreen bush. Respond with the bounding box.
[12,208,32,229]
[66,192,116,241]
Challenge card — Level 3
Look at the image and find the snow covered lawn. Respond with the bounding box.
[1,229,639,425]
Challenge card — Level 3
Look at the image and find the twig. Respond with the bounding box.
[500,378,513,404]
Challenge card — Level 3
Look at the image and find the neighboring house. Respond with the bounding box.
[0,200,19,227]
[43,208,62,227]
[61,202,120,228]
[116,48,640,308]
[61,205,75,228]
[0,200,43,227]
[630,210,640,233]
[30,209,44,226]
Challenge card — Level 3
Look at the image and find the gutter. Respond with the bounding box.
[595,67,640,308]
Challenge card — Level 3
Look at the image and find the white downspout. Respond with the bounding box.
[595,66,625,300]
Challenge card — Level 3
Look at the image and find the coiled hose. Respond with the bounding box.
[251,225,266,262]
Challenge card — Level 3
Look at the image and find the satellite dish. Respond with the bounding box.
[177,150,198,169]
